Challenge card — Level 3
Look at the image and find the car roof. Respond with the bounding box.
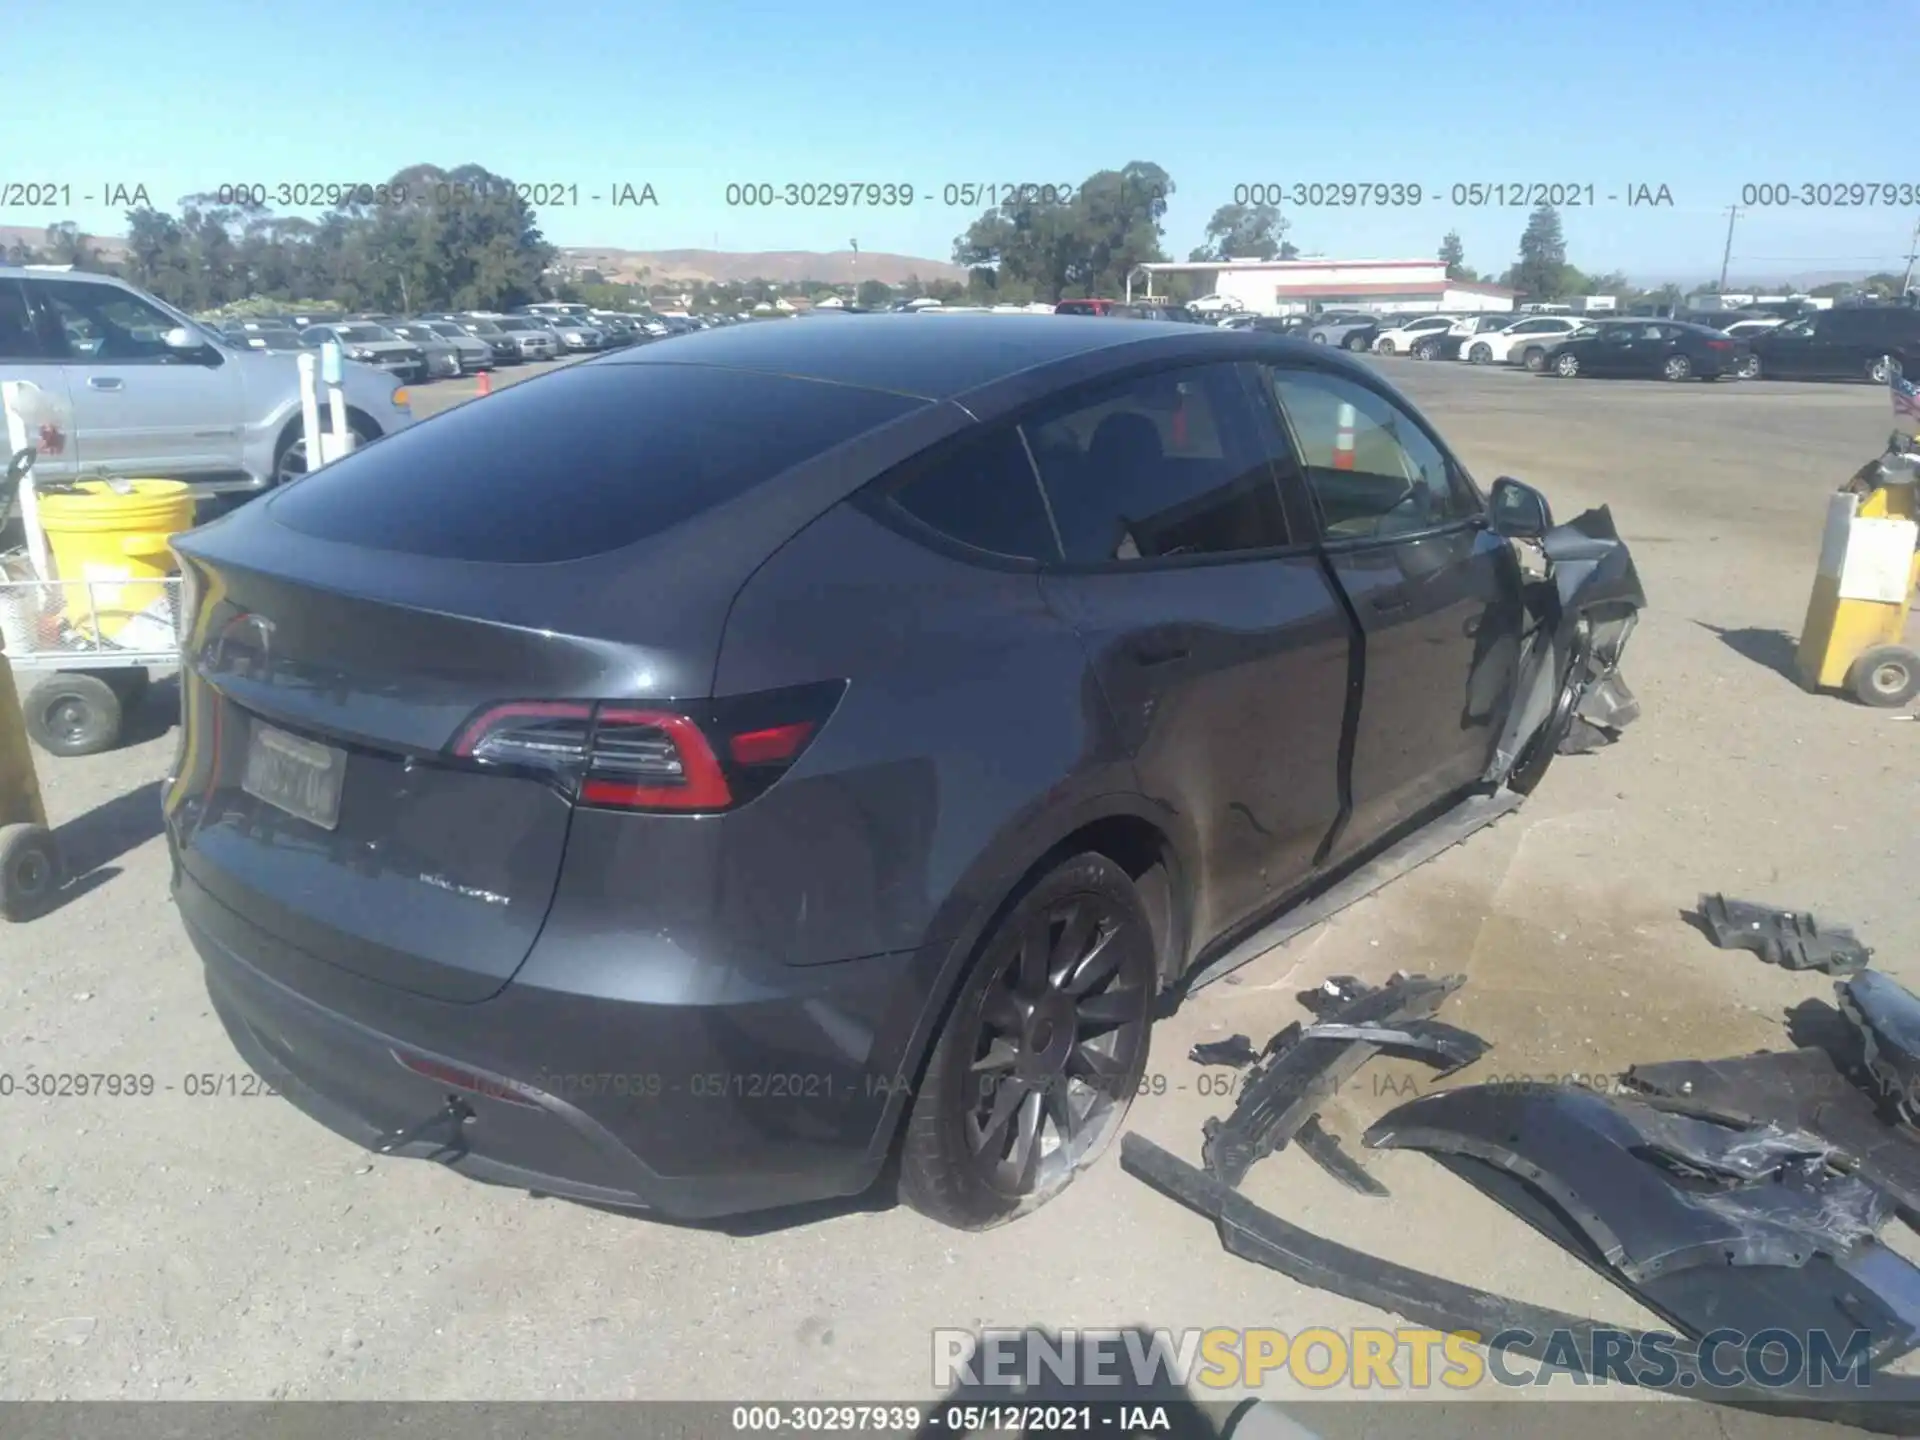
[602,312,1378,408]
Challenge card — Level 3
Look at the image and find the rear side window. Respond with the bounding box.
[269,364,925,563]
[887,427,1059,561]
[1022,362,1291,563]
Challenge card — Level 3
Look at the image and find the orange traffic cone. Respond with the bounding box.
[476,370,492,397]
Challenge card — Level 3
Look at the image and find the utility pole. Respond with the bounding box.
[1900,215,1920,297]
[1717,206,1741,292]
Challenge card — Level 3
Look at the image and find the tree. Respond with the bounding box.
[1507,204,1570,299]
[1439,230,1475,282]
[856,278,893,308]
[955,161,1173,302]
[1190,202,1296,262]
[43,222,102,271]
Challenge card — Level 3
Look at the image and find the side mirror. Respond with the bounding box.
[1488,477,1552,539]
[163,326,201,350]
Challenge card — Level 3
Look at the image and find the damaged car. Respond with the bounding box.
[164,315,1643,1230]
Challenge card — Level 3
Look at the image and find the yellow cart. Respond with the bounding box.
[1796,435,1920,707]
[0,448,60,921]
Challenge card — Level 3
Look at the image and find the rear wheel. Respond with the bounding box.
[1553,352,1581,378]
[24,673,122,757]
[0,823,61,922]
[1344,333,1371,352]
[272,411,382,487]
[1374,338,1397,355]
[1848,645,1920,708]
[898,852,1158,1229]
[1737,354,1761,379]
[1868,355,1903,385]
[1663,354,1693,381]
[1413,338,1443,360]
[1468,342,1493,363]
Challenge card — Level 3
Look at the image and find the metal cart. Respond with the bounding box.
[1,574,182,756]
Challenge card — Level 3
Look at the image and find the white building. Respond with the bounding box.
[1131,258,1515,316]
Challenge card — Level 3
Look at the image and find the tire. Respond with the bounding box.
[1375,339,1396,355]
[1310,333,1329,344]
[271,411,382,487]
[1737,354,1761,380]
[1663,354,1692,381]
[24,673,123,757]
[898,852,1159,1229]
[1468,343,1492,364]
[1345,333,1371,352]
[1847,645,1920,708]
[1553,352,1581,378]
[1413,339,1441,360]
[0,823,61,922]
[1869,355,1903,385]
[1522,347,1548,372]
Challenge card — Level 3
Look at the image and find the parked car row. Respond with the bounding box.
[207,306,759,381]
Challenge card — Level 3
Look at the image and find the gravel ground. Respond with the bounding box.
[3,355,1915,1437]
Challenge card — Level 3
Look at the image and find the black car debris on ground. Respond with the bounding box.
[1540,320,1752,381]
[163,315,1642,1229]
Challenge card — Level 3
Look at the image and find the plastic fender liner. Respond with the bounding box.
[1362,1084,1891,1282]
[1120,1134,1920,1430]
[1626,1049,1920,1216]
[1199,973,1473,1188]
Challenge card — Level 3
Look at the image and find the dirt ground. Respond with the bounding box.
[4,355,1917,1436]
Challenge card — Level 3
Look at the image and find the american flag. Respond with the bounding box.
[1893,368,1920,423]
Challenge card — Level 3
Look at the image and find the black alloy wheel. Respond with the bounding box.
[899,853,1157,1228]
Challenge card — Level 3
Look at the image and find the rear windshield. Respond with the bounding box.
[268,362,926,563]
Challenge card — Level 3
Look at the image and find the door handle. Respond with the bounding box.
[1369,590,1412,615]
[1129,643,1189,667]
[87,377,124,391]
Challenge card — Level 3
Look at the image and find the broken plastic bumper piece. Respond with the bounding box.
[1695,893,1872,975]
[1840,970,1920,1123]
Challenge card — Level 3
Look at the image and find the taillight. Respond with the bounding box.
[449,681,844,814]
[1706,339,1733,350]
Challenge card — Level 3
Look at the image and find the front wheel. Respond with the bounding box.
[1522,347,1548,372]
[1413,339,1442,360]
[1374,339,1396,355]
[1345,333,1371,352]
[898,852,1158,1229]
[0,823,61,922]
[1868,355,1903,385]
[1310,333,1329,344]
[1468,343,1492,363]
[1737,354,1761,379]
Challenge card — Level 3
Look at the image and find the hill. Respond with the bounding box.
[556,246,966,286]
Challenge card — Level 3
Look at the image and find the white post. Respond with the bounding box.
[296,352,323,471]
[318,341,353,464]
[2,380,54,583]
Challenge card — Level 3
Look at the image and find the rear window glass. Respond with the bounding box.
[268,363,925,563]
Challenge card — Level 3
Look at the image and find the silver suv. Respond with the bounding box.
[0,267,415,497]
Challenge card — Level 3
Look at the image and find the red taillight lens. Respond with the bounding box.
[728,720,817,766]
[581,709,732,811]
[449,682,844,814]
[1706,339,1733,350]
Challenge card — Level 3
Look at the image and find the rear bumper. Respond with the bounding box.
[176,868,938,1219]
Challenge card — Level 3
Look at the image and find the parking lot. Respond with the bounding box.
[5,354,1917,1425]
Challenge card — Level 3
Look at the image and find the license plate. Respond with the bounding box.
[241,722,346,830]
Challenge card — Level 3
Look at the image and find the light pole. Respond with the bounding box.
[1717,205,1741,292]
[1900,215,1920,297]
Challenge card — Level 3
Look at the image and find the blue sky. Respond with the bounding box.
[10,0,1914,284]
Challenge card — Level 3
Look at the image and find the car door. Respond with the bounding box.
[0,277,80,482]
[1260,362,1525,855]
[1026,361,1352,948]
[33,277,243,478]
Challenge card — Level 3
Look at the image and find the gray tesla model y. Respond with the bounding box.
[164,315,1641,1229]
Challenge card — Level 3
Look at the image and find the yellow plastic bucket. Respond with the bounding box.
[35,480,195,643]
